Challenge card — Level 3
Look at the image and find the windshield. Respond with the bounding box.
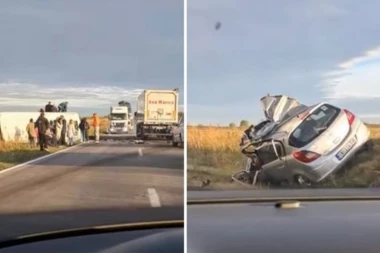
[110,113,127,120]
[187,0,379,196]
[0,0,184,243]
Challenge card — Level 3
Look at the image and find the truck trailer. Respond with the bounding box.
[135,89,179,140]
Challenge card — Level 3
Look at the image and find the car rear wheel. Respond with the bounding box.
[363,140,374,152]
[136,124,143,138]
[355,140,374,157]
[172,135,179,147]
[179,134,183,148]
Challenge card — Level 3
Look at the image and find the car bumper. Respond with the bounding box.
[300,122,370,182]
[109,129,129,134]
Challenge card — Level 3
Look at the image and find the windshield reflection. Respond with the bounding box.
[0,0,184,241]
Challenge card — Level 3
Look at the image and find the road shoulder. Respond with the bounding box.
[0,142,83,173]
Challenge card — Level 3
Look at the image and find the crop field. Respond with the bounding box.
[187,124,380,189]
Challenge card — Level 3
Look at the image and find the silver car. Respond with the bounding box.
[171,116,184,147]
[235,95,371,186]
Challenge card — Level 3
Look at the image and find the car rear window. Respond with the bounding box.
[288,104,340,148]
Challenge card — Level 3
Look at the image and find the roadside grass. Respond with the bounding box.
[187,125,380,189]
[0,142,62,171]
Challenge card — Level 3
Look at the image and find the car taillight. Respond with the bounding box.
[344,109,355,126]
[293,150,320,163]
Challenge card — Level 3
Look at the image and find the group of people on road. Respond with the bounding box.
[26,110,100,151]
[43,101,68,113]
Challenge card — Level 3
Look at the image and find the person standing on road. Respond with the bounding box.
[74,120,79,133]
[55,117,62,145]
[67,119,76,146]
[61,116,67,145]
[35,111,49,151]
[92,113,100,144]
[79,118,89,143]
[26,118,36,148]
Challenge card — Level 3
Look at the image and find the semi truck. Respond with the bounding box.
[118,101,133,119]
[135,89,179,140]
[107,106,132,134]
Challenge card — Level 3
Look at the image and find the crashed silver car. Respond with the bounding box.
[233,94,371,186]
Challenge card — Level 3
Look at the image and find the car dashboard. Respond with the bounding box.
[0,227,184,253]
[188,199,380,253]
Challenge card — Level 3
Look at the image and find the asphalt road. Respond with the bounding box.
[90,133,172,141]
[0,140,183,240]
[93,133,136,141]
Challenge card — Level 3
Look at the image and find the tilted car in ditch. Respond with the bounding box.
[233,94,372,187]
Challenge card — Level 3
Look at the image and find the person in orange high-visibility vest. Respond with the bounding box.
[92,113,100,143]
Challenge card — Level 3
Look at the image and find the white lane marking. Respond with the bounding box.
[138,148,143,156]
[147,188,161,207]
[0,143,84,176]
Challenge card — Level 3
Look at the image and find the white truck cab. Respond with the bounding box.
[108,106,132,134]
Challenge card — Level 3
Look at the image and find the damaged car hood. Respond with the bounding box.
[260,95,306,123]
[251,95,308,140]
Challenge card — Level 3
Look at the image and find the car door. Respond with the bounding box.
[256,140,287,182]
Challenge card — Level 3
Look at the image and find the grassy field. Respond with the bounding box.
[187,125,380,189]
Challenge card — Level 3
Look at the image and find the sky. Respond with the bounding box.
[0,0,184,116]
[188,0,380,125]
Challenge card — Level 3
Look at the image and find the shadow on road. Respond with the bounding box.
[86,142,176,149]
[0,206,184,241]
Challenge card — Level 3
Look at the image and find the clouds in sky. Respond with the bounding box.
[188,0,380,125]
[0,82,143,108]
[0,0,184,115]
[321,46,380,100]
